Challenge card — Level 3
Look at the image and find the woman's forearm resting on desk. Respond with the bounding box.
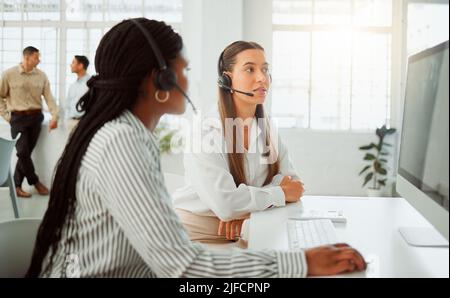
[280,175,304,203]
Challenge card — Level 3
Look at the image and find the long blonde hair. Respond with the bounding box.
[218,41,279,187]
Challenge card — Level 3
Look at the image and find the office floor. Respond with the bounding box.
[0,185,48,222]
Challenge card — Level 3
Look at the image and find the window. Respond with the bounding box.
[0,25,59,98]
[23,0,60,21]
[0,27,22,70]
[24,27,59,96]
[0,0,182,106]
[66,28,103,91]
[65,0,105,21]
[272,0,393,130]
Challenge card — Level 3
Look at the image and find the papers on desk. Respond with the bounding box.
[290,209,347,223]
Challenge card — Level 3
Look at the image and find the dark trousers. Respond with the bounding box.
[10,113,44,187]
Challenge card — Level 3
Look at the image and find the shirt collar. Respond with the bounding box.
[18,63,37,74]
[120,110,159,146]
[77,73,90,82]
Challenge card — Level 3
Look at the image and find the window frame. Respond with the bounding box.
[0,0,182,106]
[271,0,403,132]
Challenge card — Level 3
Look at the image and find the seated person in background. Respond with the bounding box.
[172,41,304,248]
[65,55,90,132]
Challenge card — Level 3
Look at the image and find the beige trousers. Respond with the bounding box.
[175,208,248,249]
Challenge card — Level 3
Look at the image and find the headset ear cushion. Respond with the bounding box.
[218,73,232,88]
[156,68,177,91]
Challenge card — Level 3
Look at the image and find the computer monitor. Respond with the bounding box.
[397,40,449,247]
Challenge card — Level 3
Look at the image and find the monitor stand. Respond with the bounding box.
[399,227,449,247]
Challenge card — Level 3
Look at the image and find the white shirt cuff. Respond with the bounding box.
[270,174,284,186]
[268,186,285,207]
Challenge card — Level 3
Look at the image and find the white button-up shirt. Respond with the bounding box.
[172,109,300,221]
[65,74,90,119]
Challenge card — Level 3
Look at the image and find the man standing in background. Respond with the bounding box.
[65,55,90,132]
[0,46,59,198]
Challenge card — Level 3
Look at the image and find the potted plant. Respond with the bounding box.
[359,125,396,197]
[154,122,180,154]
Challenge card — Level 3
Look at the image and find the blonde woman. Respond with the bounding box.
[173,41,304,248]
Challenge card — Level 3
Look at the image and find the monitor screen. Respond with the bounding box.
[398,41,449,212]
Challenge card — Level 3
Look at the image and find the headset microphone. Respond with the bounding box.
[174,84,197,113]
[130,18,197,114]
[217,75,254,97]
[217,81,254,97]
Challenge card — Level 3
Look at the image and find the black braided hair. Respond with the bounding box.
[25,18,183,277]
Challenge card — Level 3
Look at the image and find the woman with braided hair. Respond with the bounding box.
[26,18,366,278]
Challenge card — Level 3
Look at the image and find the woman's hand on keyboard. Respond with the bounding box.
[305,243,367,276]
[280,176,304,203]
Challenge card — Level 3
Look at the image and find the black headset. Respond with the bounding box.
[130,19,197,113]
[218,72,252,96]
[217,51,230,90]
[217,50,271,97]
[217,53,254,97]
[217,72,233,92]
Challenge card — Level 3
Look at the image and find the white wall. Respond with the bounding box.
[279,129,398,196]
[161,129,398,197]
[182,0,244,112]
[0,119,68,188]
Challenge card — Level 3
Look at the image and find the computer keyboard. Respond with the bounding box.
[287,219,339,250]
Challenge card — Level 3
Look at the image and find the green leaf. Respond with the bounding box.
[376,128,382,138]
[383,143,393,147]
[359,143,376,150]
[375,143,382,150]
[378,179,387,186]
[374,161,381,171]
[380,152,389,156]
[364,153,376,160]
[359,165,371,175]
[379,158,388,163]
[157,128,178,153]
[363,172,374,187]
[376,167,387,175]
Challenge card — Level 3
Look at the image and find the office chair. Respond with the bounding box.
[0,218,41,277]
[0,134,21,218]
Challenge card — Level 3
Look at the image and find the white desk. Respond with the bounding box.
[248,196,449,278]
